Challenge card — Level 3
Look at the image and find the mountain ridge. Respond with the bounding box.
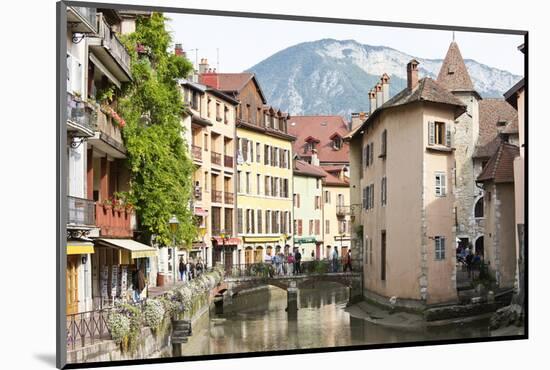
[246,39,522,118]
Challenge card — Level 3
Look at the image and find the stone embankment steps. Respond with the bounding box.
[171,320,192,344]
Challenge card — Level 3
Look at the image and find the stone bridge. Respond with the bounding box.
[214,272,363,315]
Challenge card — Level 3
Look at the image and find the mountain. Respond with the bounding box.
[247,39,522,118]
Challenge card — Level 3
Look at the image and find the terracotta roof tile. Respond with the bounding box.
[473,99,518,158]
[293,160,327,178]
[437,42,475,92]
[503,116,519,134]
[477,143,519,183]
[288,116,350,164]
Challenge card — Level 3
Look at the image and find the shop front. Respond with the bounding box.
[91,238,158,307]
[66,240,95,315]
[294,236,321,261]
[211,236,241,272]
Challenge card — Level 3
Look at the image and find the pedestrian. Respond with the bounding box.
[295,248,302,274]
[465,249,473,277]
[178,256,186,282]
[277,252,285,275]
[343,250,352,272]
[186,259,191,281]
[196,258,203,276]
[332,246,339,272]
[311,250,315,260]
[287,252,295,276]
[135,263,146,302]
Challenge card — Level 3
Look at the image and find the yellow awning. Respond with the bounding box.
[243,236,283,243]
[67,242,95,255]
[95,238,158,259]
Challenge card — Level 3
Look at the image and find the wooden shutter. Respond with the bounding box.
[366,144,370,167]
[428,121,435,145]
[370,184,374,208]
[242,139,248,161]
[237,208,243,234]
[264,145,269,165]
[366,186,370,209]
[298,220,303,236]
[266,210,271,233]
[446,124,452,147]
[250,140,254,161]
[363,187,367,209]
[382,129,387,156]
[441,174,446,196]
[257,210,262,233]
[315,220,320,235]
[370,142,374,165]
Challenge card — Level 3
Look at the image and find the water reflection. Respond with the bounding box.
[181,283,490,356]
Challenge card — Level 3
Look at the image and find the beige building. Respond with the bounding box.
[179,75,239,271]
[348,60,467,306]
[477,143,519,289]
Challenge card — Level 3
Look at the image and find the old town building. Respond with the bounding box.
[200,67,295,265]
[293,160,326,260]
[65,7,156,314]
[348,60,466,306]
[288,116,352,258]
[179,73,239,272]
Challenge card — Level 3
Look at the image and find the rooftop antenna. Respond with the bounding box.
[452,31,455,42]
[216,48,220,72]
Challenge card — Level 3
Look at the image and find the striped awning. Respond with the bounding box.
[95,238,157,259]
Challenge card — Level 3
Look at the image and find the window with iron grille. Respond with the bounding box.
[435,236,446,260]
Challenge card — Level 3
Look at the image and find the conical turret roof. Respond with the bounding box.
[437,42,475,92]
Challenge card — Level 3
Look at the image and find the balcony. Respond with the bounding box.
[211,190,223,203]
[95,203,134,238]
[224,192,234,205]
[211,151,222,166]
[336,205,351,217]
[87,106,126,159]
[191,145,202,161]
[224,155,233,168]
[88,13,132,83]
[67,6,97,34]
[67,196,96,227]
[67,93,96,137]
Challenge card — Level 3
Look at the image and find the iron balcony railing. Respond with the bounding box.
[225,258,357,277]
[211,151,222,166]
[224,155,233,168]
[211,190,223,203]
[96,14,131,76]
[67,196,96,226]
[191,145,202,161]
[67,92,96,132]
[224,191,234,204]
[336,205,351,216]
[70,7,98,32]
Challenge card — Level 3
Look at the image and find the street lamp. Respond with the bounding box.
[199,227,207,268]
[169,215,179,284]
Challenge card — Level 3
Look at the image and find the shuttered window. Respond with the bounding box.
[381,129,387,157]
[381,177,387,206]
[237,208,243,234]
[435,172,447,197]
[257,210,262,234]
[266,210,271,233]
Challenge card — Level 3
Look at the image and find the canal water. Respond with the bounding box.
[179,283,490,356]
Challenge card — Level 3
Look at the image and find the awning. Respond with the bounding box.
[95,238,158,259]
[67,241,95,255]
[294,237,318,245]
[194,207,208,217]
[89,52,122,89]
[212,237,241,246]
[243,236,282,243]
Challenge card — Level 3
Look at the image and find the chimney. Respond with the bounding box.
[381,73,390,103]
[174,43,184,57]
[407,59,419,90]
[311,149,320,166]
[350,112,367,130]
[375,83,383,108]
[198,58,209,74]
[369,89,376,114]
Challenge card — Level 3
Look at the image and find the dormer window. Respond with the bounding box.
[304,136,320,153]
[497,120,507,127]
[330,133,343,150]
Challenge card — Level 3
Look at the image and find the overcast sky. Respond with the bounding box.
[166,13,524,76]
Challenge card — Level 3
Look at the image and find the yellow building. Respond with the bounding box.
[199,69,295,265]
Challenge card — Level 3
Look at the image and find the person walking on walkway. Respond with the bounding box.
[332,246,339,272]
[343,250,352,272]
[178,257,186,282]
[294,248,302,274]
[287,252,294,275]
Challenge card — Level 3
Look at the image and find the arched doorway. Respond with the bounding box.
[475,236,484,257]
[244,246,253,265]
[254,246,264,263]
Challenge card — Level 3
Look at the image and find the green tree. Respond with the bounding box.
[118,13,196,247]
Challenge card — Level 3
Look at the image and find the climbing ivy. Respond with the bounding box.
[118,13,197,247]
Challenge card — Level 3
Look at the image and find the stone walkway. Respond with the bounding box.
[345,301,425,329]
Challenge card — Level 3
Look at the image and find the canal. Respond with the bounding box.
[178,283,490,356]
